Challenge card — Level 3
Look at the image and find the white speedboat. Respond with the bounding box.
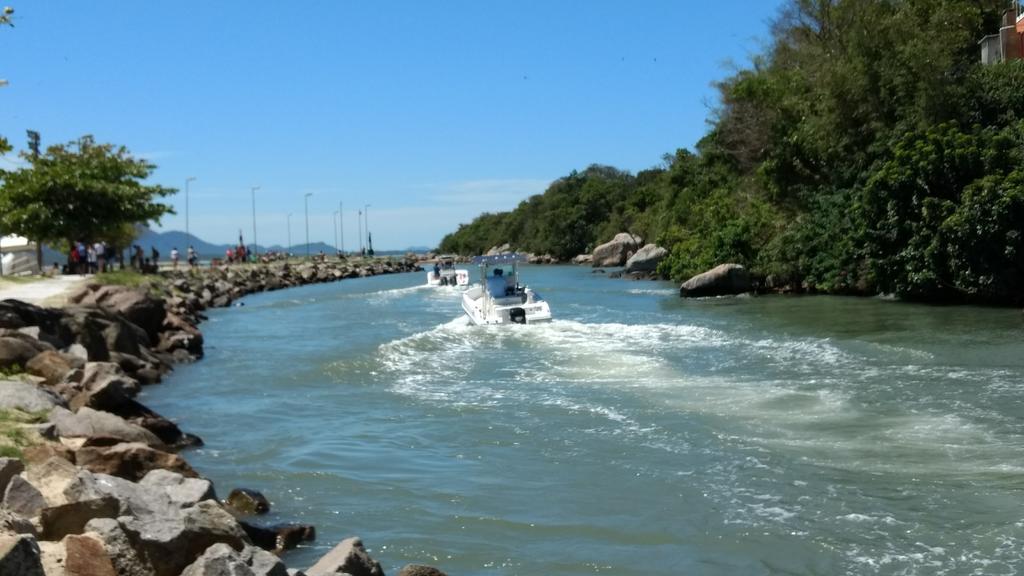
[461,253,552,325]
[426,255,470,288]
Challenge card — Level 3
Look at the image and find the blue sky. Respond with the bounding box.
[1,1,783,250]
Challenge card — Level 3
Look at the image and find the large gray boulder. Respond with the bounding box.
[0,379,66,412]
[120,500,250,576]
[0,534,45,576]
[84,518,156,576]
[140,469,217,509]
[591,233,642,267]
[623,244,668,274]
[2,475,47,517]
[72,286,167,343]
[49,406,164,447]
[306,537,383,576]
[679,263,752,297]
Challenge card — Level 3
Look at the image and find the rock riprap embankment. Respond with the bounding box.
[0,259,453,575]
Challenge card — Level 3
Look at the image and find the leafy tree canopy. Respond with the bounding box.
[440,0,1024,305]
[0,135,176,249]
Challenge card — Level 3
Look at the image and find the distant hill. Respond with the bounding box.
[132,228,421,259]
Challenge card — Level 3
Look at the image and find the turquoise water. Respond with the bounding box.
[143,266,1024,575]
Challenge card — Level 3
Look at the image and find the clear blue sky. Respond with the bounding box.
[1,1,783,250]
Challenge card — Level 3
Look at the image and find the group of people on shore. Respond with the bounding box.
[66,241,114,274]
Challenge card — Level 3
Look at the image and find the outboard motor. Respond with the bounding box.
[510,307,527,324]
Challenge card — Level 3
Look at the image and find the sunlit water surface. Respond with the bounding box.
[144,266,1024,575]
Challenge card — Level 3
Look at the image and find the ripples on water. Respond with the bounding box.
[144,267,1024,575]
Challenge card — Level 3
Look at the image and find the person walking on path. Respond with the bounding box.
[187,245,197,267]
[171,247,180,270]
[151,246,160,268]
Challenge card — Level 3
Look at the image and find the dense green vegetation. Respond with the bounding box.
[440,0,1024,305]
[0,135,175,253]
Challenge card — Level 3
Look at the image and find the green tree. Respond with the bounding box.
[0,135,176,252]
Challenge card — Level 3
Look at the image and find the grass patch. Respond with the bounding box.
[0,364,23,378]
[0,275,44,286]
[94,269,152,287]
[0,408,49,461]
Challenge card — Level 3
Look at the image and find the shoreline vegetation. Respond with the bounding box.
[0,257,463,576]
[438,1,1024,308]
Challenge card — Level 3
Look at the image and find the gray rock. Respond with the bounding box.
[0,534,45,576]
[120,500,250,576]
[0,379,66,412]
[306,537,383,576]
[679,263,752,297]
[64,343,89,363]
[572,253,593,265]
[591,233,643,267]
[83,518,156,576]
[180,543,254,576]
[240,544,288,576]
[49,406,164,447]
[623,243,668,274]
[225,488,270,516]
[39,496,120,540]
[140,469,216,508]
[0,334,50,370]
[0,507,35,537]
[3,475,47,517]
[0,457,25,496]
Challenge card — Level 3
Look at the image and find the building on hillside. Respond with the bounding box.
[979,4,1024,64]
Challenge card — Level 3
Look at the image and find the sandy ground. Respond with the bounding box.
[0,275,88,307]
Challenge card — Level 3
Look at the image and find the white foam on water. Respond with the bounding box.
[364,284,431,305]
[625,288,678,296]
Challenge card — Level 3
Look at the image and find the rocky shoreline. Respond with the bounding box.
[0,258,454,576]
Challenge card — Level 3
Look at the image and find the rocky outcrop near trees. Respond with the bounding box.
[679,263,753,297]
[0,258,455,576]
[623,244,668,275]
[591,233,643,267]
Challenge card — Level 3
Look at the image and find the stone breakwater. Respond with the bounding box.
[0,259,455,576]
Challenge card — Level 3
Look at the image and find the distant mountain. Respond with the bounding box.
[130,227,430,260]
[134,228,362,259]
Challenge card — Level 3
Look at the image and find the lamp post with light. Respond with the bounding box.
[304,193,313,259]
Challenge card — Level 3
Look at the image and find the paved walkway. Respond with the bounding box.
[0,275,88,306]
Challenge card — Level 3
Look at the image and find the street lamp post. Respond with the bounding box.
[304,193,313,259]
[357,209,363,255]
[185,177,196,247]
[364,204,371,255]
[250,186,260,257]
[286,213,292,256]
[339,201,344,255]
[333,211,339,254]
